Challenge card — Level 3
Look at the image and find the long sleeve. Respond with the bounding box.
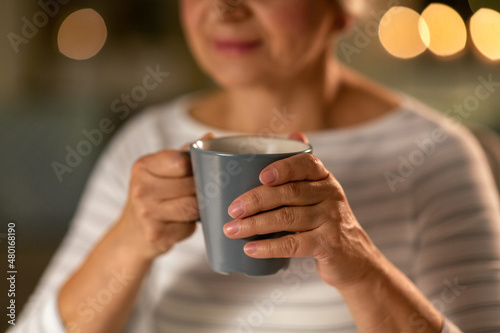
[412,125,500,332]
[7,112,162,333]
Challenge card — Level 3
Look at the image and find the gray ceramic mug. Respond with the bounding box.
[189,136,313,276]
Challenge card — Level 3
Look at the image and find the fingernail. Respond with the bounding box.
[244,242,258,255]
[260,169,277,184]
[224,221,240,236]
[228,201,244,218]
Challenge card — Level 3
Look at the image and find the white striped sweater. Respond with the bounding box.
[10,94,500,333]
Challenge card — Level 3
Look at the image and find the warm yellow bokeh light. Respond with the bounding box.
[57,9,107,60]
[470,8,500,61]
[379,7,429,59]
[420,3,467,57]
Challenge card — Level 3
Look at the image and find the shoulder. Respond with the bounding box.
[107,93,201,157]
[337,68,482,157]
[401,96,484,161]
[387,96,495,195]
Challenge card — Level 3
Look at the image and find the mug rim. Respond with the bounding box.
[190,135,312,157]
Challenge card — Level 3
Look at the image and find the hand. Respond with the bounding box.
[223,133,382,289]
[116,133,214,261]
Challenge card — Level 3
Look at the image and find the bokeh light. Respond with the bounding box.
[420,4,467,57]
[379,7,429,59]
[57,9,107,60]
[470,8,500,61]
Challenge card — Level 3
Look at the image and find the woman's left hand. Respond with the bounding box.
[223,137,383,289]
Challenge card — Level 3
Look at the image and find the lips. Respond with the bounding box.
[213,39,262,56]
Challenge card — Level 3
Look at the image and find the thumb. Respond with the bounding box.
[181,132,215,151]
[289,132,309,144]
[199,132,216,140]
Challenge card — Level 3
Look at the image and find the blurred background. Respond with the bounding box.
[0,0,499,331]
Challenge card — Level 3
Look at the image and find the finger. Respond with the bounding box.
[224,205,325,238]
[161,196,199,222]
[134,150,192,178]
[259,153,329,186]
[180,132,215,151]
[289,132,309,144]
[131,174,196,201]
[141,196,199,222]
[228,179,330,218]
[243,232,318,258]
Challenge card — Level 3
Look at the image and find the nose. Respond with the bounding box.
[213,0,251,22]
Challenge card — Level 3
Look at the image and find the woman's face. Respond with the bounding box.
[180,0,341,88]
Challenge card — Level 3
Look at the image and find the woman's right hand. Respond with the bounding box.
[116,135,213,262]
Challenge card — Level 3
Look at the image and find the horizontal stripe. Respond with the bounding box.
[467,327,500,333]
[416,204,485,239]
[418,228,496,248]
[447,301,500,317]
[157,288,345,308]
[418,255,500,277]
[418,183,480,215]
[155,310,357,332]
[425,278,500,301]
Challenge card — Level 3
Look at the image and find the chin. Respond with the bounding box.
[208,67,271,89]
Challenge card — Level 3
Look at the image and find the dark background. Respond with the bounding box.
[1,0,499,332]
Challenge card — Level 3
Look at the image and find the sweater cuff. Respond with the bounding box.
[41,293,67,333]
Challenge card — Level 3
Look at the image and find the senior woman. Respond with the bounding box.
[12,1,500,332]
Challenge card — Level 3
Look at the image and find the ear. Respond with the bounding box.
[327,0,354,34]
[331,11,354,33]
[338,15,354,31]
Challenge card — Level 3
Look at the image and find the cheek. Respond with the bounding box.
[180,0,194,28]
[180,0,205,35]
[266,1,324,36]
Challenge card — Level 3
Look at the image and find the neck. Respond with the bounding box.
[220,57,342,134]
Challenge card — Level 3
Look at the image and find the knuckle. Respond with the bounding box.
[281,235,300,256]
[134,203,153,221]
[303,152,319,165]
[285,182,301,198]
[163,150,189,173]
[132,157,148,174]
[303,153,325,173]
[245,190,262,208]
[313,231,337,259]
[278,207,295,230]
[327,177,346,201]
[315,204,332,226]
[242,216,257,233]
[130,182,148,200]
[316,204,329,219]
